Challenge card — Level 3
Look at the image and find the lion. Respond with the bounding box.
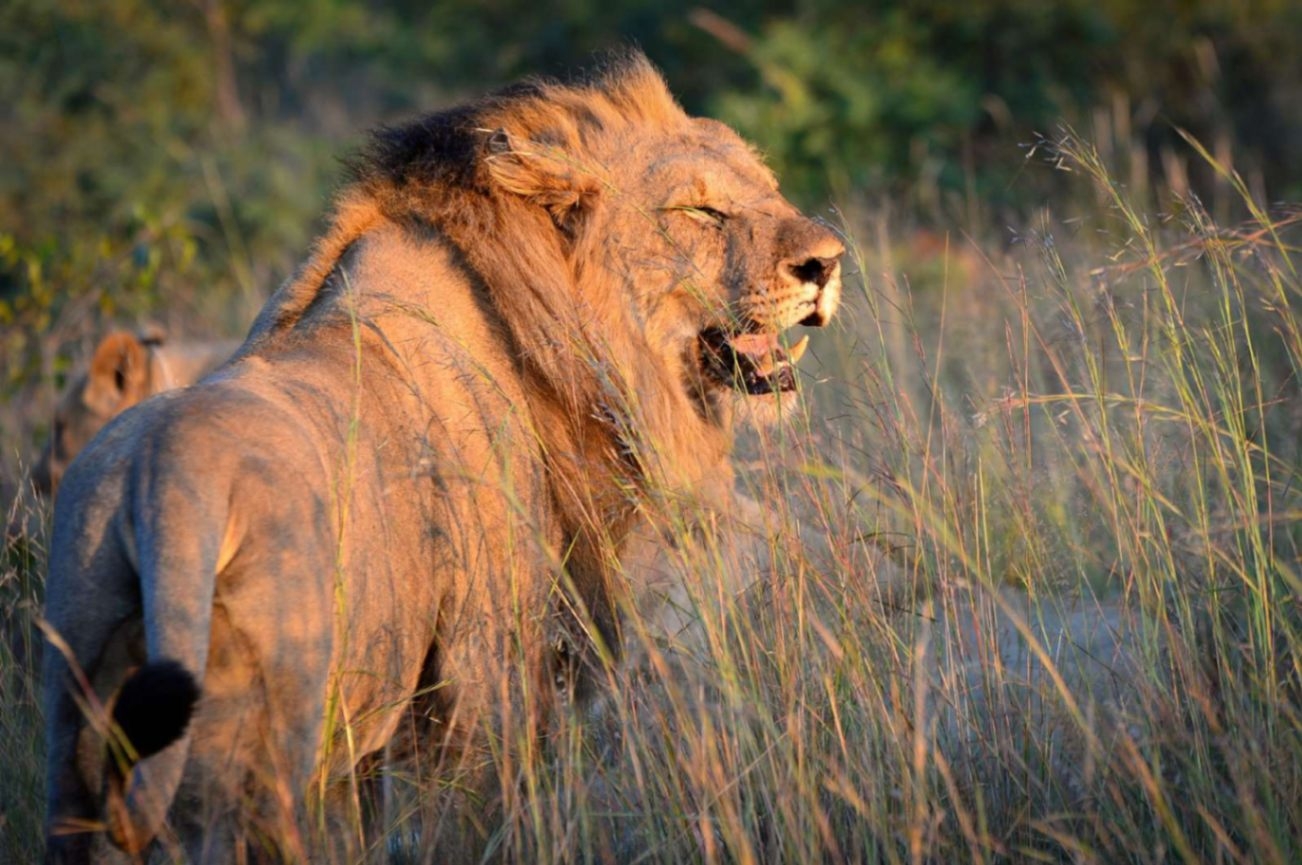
[32,328,239,494]
[43,52,843,862]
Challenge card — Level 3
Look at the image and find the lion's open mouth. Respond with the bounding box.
[699,327,810,395]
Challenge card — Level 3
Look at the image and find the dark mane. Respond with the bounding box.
[346,50,679,195]
[247,50,683,353]
[347,85,542,192]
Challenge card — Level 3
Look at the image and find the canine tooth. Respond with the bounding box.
[788,335,810,364]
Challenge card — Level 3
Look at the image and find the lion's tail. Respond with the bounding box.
[105,574,221,857]
[102,659,201,850]
[109,659,201,770]
[101,466,227,854]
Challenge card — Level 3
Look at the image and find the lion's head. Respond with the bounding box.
[475,88,843,424]
[283,54,846,493]
[33,330,237,494]
[33,330,155,495]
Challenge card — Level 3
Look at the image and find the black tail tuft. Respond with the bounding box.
[111,659,201,764]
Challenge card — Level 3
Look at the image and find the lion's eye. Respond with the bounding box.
[666,205,729,228]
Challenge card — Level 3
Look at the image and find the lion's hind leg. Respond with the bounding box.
[42,536,146,863]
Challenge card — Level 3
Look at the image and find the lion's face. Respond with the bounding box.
[589,117,843,425]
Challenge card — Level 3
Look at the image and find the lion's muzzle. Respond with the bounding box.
[792,255,842,327]
[703,229,844,396]
[783,229,844,326]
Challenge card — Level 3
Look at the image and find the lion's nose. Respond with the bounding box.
[772,225,844,326]
[781,241,844,326]
[786,255,840,289]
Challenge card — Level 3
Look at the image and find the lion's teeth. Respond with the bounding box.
[788,335,809,364]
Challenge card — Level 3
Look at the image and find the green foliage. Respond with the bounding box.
[706,0,1302,212]
[0,0,340,404]
[3,0,1301,385]
[713,12,983,201]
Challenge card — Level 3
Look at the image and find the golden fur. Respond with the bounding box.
[43,53,842,862]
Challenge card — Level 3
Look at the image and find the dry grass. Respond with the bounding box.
[2,130,1300,862]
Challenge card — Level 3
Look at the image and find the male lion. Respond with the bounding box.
[43,53,842,862]
[33,328,239,494]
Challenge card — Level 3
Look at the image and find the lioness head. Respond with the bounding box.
[33,329,237,494]
[33,330,156,494]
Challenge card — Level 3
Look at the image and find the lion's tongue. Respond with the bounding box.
[701,328,810,394]
[727,332,809,376]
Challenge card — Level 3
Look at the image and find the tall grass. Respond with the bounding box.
[467,129,1301,863]
[2,131,1299,862]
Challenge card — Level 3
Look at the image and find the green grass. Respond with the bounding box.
[1,501,47,860]
[2,130,1299,862]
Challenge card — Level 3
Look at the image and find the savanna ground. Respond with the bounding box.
[1,117,1298,863]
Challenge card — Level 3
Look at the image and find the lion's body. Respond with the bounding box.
[43,54,842,862]
[47,232,554,859]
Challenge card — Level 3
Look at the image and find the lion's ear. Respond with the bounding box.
[483,128,597,234]
[85,331,149,415]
